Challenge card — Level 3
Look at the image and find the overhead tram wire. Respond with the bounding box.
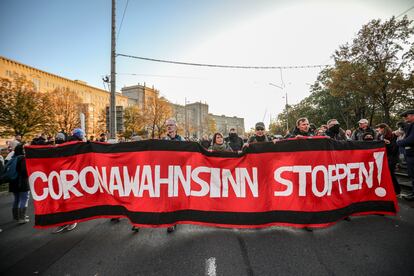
[396,5,414,18]
[116,53,331,70]
[117,0,129,41]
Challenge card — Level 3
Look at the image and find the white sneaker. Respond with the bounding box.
[54,225,69,233]
[66,223,78,231]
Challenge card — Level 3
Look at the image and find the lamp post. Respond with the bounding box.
[269,82,289,132]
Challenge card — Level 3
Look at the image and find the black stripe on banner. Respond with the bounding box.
[25,139,385,159]
[35,200,395,227]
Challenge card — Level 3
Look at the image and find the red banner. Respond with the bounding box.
[25,139,398,229]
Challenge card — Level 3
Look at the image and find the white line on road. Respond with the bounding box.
[205,257,217,276]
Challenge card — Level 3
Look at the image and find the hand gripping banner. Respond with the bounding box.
[25,138,398,229]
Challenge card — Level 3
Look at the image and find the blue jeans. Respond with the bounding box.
[13,191,30,208]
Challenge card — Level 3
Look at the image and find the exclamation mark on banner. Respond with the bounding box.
[373,152,386,197]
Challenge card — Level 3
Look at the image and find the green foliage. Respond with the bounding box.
[278,16,414,129]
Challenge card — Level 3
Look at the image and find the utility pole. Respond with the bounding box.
[109,0,116,139]
[284,91,289,131]
[269,82,289,132]
[184,98,188,137]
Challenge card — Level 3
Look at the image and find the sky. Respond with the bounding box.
[0,0,413,130]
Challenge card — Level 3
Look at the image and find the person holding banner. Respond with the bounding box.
[53,129,83,233]
[131,118,186,233]
[160,118,185,233]
[285,118,314,138]
[242,122,269,149]
[163,118,185,142]
[209,132,233,152]
[375,123,401,196]
[397,109,414,201]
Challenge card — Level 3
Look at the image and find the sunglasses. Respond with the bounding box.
[256,128,264,131]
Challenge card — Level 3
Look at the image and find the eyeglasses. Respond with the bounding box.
[256,128,264,131]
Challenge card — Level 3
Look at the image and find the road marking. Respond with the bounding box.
[205,257,217,276]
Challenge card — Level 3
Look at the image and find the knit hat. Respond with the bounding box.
[72,128,85,140]
[255,122,265,130]
[56,132,66,141]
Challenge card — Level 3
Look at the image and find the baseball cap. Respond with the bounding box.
[255,122,265,130]
[399,109,414,117]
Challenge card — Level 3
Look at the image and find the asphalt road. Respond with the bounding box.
[1,187,413,276]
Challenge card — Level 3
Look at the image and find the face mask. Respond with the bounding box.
[330,124,340,134]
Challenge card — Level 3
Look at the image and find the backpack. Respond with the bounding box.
[0,156,20,183]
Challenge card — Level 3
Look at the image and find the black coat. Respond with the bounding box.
[225,135,243,151]
[8,156,29,193]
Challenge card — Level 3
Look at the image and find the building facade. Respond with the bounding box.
[171,101,245,138]
[121,83,158,108]
[0,56,128,137]
[210,114,245,136]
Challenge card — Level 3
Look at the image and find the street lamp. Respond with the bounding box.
[269,82,289,131]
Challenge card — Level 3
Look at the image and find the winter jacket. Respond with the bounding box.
[225,134,243,151]
[397,122,414,157]
[209,142,233,152]
[326,127,347,141]
[8,156,29,193]
[285,128,314,138]
[351,127,376,141]
[248,135,269,144]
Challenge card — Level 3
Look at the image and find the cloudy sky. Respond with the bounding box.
[1,0,413,130]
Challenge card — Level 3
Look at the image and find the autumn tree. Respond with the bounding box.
[331,16,414,124]
[146,95,173,139]
[0,76,53,137]
[95,108,108,136]
[278,16,414,128]
[206,116,217,134]
[49,87,83,134]
[123,105,148,138]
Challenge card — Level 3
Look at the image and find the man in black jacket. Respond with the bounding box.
[225,128,243,151]
[285,118,314,138]
[397,109,414,200]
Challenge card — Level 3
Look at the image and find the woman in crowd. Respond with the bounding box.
[9,144,30,224]
[209,132,233,152]
[376,123,401,196]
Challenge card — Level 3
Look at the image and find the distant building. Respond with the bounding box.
[170,101,245,138]
[0,56,128,136]
[121,83,158,108]
[210,114,245,136]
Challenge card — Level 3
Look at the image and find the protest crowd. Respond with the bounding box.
[0,109,413,234]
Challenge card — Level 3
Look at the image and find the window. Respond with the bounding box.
[32,78,40,92]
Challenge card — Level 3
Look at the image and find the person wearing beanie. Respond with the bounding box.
[55,132,66,144]
[225,128,243,151]
[68,128,85,142]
